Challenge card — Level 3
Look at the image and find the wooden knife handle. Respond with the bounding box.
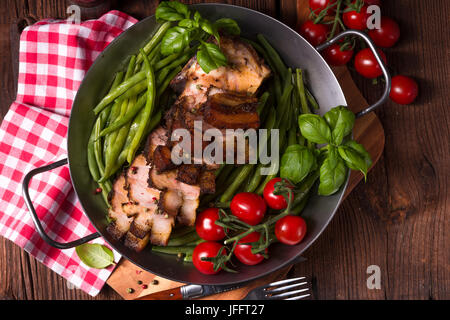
[135,287,183,300]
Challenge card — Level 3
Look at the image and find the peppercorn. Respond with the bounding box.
[137,280,143,285]
[141,284,148,289]
[127,288,134,294]
[94,187,102,194]
[151,279,159,285]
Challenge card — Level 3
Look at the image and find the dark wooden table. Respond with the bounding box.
[0,0,448,300]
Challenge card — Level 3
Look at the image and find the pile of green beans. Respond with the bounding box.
[87,21,195,205]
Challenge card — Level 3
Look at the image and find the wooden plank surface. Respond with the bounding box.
[0,0,448,300]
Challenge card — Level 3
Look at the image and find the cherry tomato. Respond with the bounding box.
[343,5,370,30]
[354,48,386,78]
[298,20,329,47]
[322,43,354,66]
[309,0,337,15]
[263,178,293,210]
[368,16,400,48]
[195,208,226,241]
[389,75,419,105]
[364,0,381,6]
[275,216,307,245]
[234,232,266,266]
[192,241,226,275]
[230,192,266,225]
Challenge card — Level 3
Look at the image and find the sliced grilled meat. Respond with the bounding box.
[153,145,177,173]
[198,169,216,194]
[176,164,201,185]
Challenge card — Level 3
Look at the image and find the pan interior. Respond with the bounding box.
[68,4,348,285]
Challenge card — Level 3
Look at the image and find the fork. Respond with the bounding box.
[243,276,311,300]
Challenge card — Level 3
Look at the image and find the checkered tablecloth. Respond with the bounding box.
[0,10,138,296]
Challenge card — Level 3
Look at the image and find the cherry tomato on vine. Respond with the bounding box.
[389,75,419,105]
[298,20,329,47]
[322,43,354,66]
[196,208,226,241]
[192,241,226,275]
[354,48,386,78]
[275,216,307,245]
[368,16,400,48]
[263,178,293,210]
[234,232,266,266]
[309,0,337,15]
[230,192,266,225]
[343,5,370,30]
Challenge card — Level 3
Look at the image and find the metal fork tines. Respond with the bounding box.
[243,277,311,300]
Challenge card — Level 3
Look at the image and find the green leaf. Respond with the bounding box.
[160,26,190,56]
[75,243,114,269]
[318,147,347,196]
[200,19,220,43]
[280,144,316,184]
[197,41,228,73]
[193,11,202,27]
[156,1,189,21]
[338,140,372,180]
[178,18,194,28]
[214,18,241,35]
[324,106,355,145]
[298,114,332,144]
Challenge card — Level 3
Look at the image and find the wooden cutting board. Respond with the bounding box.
[105,1,385,300]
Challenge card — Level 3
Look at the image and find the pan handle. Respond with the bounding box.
[315,29,391,118]
[22,158,101,249]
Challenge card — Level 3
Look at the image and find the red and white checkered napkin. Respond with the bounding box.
[0,11,138,296]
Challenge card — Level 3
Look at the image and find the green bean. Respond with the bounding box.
[306,87,320,110]
[135,21,171,65]
[157,65,182,96]
[87,132,100,182]
[154,49,184,71]
[127,49,156,163]
[245,110,277,193]
[156,46,197,86]
[114,80,147,104]
[220,164,254,202]
[277,84,293,128]
[143,109,162,137]
[257,34,288,81]
[93,71,146,115]
[215,164,225,177]
[257,91,270,115]
[166,231,200,246]
[170,226,195,239]
[151,245,196,255]
[98,93,147,138]
[101,95,137,181]
[296,69,310,115]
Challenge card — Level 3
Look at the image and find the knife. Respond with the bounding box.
[135,256,306,300]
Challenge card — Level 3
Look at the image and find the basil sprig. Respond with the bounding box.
[283,105,372,196]
[156,1,240,73]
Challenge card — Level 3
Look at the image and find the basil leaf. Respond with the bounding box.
[178,18,194,28]
[161,26,190,56]
[197,41,227,73]
[75,243,114,269]
[200,19,220,43]
[156,1,189,21]
[298,114,332,144]
[214,18,241,35]
[280,144,316,184]
[318,147,347,196]
[338,141,372,180]
[193,11,202,27]
[324,106,355,145]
